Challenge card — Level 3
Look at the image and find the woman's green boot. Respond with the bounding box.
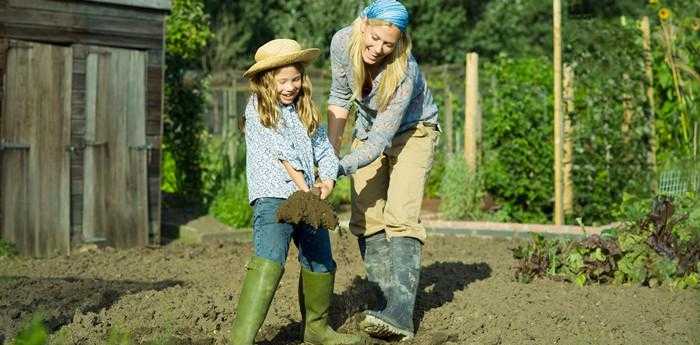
[230,256,284,345]
[299,268,367,345]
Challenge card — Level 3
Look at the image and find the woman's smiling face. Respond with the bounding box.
[361,21,401,66]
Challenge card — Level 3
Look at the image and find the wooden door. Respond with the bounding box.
[0,40,72,257]
[82,46,148,249]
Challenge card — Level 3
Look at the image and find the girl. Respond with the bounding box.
[326,0,440,341]
[229,39,364,345]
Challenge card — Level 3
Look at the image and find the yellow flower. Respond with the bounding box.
[649,0,658,4]
[658,8,671,21]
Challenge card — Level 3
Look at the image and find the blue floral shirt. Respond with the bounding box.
[245,95,338,204]
[328,26,440,175]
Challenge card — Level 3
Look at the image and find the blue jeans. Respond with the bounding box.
[252,197,336,273]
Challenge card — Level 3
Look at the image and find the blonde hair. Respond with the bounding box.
[249,63,320,134]
[348,18,412,111]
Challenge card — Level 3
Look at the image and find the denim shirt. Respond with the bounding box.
[328,26,439,175]
[245,95,338,204]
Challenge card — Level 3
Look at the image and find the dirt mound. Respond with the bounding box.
[277,190,338,230]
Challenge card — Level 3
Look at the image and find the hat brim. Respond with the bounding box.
[243,48,320,79]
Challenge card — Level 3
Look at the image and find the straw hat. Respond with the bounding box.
[243,39,320,78]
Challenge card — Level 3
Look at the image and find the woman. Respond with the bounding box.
[230,38,364,345]
[326,0,440,341]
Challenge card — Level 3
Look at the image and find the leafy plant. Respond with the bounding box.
[0,238,17,257]
[208,176,252,229]
[439,155,486,220]
[327,177,351,209]
[513,194,699,288]
[11,314,47,345]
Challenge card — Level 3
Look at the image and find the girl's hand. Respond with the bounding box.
[314,180,335,200]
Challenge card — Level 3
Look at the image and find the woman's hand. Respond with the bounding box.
[314,180,335,200]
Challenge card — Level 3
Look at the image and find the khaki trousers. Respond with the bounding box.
[349,123,439,242]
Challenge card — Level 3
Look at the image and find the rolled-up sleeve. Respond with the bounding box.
[245,100,304,173]
[311,126,339,181]
[327,31,353,110]
[339,76,414,175]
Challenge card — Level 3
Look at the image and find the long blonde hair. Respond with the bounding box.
[249,63,320,134]
[348,18,412,111]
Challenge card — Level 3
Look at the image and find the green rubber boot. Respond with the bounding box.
[230,256,284,345]
[299,268,368,345]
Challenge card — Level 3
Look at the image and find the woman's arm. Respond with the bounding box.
[328,105,349,155]
[338,76,414,176]
[311,126,339,199]
[327,29,354,155]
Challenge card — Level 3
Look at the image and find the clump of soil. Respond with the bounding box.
[277,190,338,230]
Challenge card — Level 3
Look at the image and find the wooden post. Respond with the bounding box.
[553,0,564,225]
[464,53,479,172]
[443,65,454,154]
[563,64,574,215]
[641,16,657,190]
[621,74,634,144]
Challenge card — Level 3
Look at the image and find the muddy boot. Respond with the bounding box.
[299,268,367,345]
[358,231,391,310]
[230,256,284,345]
[360,236,421,341]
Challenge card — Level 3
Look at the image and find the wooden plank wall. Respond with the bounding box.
[0,0,166,248]
[0,39,6,232]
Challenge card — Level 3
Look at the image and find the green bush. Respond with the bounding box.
[480,56,554,223]
[0,238,17,257]
[327,177,351,209]
[438,155,484,220]
[209,176,252,228]
[12,315,47,345]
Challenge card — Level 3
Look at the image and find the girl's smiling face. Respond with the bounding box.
[361,21,401,66]
[274,65,302,105]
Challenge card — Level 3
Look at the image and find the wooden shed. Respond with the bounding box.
[0,0,170,257]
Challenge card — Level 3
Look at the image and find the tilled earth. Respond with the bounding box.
[0,233,698,345]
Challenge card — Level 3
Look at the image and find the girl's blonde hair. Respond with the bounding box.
[348,17,412,111]
[249,63,320,134]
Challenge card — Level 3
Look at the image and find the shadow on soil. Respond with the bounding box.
[258,261,491,344]
[0,276,183,339]
[161,192,207,244]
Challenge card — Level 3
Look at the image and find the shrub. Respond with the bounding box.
[208,176,252,228]
[0,239,17,257]
[438,155,485,220]
[327,177,351,209]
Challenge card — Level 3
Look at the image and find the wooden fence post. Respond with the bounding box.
[563,64,574,215]
[464,53,479,172]
[443,65,454,154]
[553,0,564,225]
[641,16,657,190]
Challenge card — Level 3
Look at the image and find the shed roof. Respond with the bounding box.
[82,0,171,11]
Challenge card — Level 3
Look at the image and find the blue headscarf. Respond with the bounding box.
[361,0,410,32]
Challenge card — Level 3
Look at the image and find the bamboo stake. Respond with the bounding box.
[553,0,564,225]
[465,53,479,172]
[563,64,574,215]
[443,65,454,154]
[641,16,658,190]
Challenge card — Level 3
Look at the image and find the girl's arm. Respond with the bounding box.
[281,160,310,192]
[245,98,308,186]
[311,126,339,200]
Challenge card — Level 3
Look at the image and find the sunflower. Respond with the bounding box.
[658,8,671,21]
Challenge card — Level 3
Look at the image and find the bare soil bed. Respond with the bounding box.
[1,233,698,345]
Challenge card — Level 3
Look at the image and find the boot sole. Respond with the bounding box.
[359,314,414,341]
